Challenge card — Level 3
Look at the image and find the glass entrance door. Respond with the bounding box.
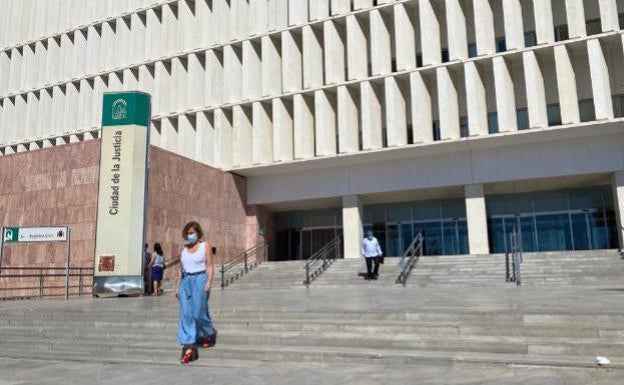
[297,227,342,260]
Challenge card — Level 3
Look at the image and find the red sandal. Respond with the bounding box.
[180,346,198,364]
[201,333,216,348]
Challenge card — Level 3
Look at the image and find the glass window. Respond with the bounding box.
[533,190,568,212]
[569,187,607,210]
[579,99,596,122]
[586,19,602,35]
[570,212,591,250]
[547,104,562,126]
[457,219,469,254]
[488,112,499,134]
[620,13,624,30]
[442,220,459,255]
[517,108,529,130]
[413,202,441,221]
[612,94,624,118]
[524,31,537,47]
[441,199,466,218]
[496,38,507,53]
[416,54,423,68]
[468,43,477,58]
[419,221,443,256]
[488,217,507,253]
[554,24,569,41]
[441,49,449,63]
[460,116,469,137]
[535,213,573,251]
[386,202,412,222]
[433,120,441,141]
[520,216,537,252]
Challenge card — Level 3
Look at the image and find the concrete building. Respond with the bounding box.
[1,0,624,261]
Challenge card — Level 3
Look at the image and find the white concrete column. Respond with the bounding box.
[613,171,624,250]
[473,0,496,55]
[159,117,177,153]
[233,105,253,167]
[252,101,273,164]
[146,7,165,59]
[206,49,224,106]
[465,184,490,255]
[533,0,555,44]
[346,15,368,80]
[410,71,434,143]
[282,30,303,92]
[565,0,586,38]
[232,0,250,39]
[436,67,460,140]
[22,44,36,91]
[337,85,360,154]
[195,111,215,166]
[324,20,346,84]
[394,3,416,70]
[314,90,337,156]
[599,0,620,32]
[464,62,488,136]
[243,40,262,99]
[446,0,468,60]
[25,93,39,141]
[115,17,131,69]
[310,0,329,21]
[45,38,60,85]
[262,35,282,96]
[163,3,180,57]
[384,77,407,146]
[554,45,580,124]
[419,0,441,66]
[178,0,197,52]
[172,57,187,112]
[0,52,10,96]
[72,30,87,79]
[101,21,116,71]
[288,0,308,26]
[187,53,205,109]
[35,41,47,88]
[353,0,373,10]
[523,51,548,128]
[370,9,392,75]
[215,108,233,169]
[177,114,196,160]
[303,25,324,89]
[272,97,294,162]
[198,0,216,46]
[360,81,383,150]
[587,39,614,120]
[224,45,243,103]
[293,93,315,159]
[268,0,288,31]
[342,195,363,259]
[331,0,350,15]
[9,49,23,93]
[493,57,518,132]
[502,0,525,50]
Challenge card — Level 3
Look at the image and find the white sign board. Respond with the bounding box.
[2,226,68,243]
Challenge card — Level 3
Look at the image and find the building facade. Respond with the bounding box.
[1,0,624,260]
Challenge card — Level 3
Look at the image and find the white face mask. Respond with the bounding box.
[186,233,198,245]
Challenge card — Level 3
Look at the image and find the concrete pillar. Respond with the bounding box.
[565,0,586,38]
[262,36,282,96]
[272,97,294,162]
[446,0,468,60]
[161,117,178,153]
[198,0,216,46]
[309,0,329,21]
[346,15,368,80]
[360,81,383,150]
[532,0,555,44]
[288,0,308,26]
[233,105,253,167]
[324,20,346,84]
[410,71,433,143]
[163,3,179,56]
[178,0,197,52]
[232,0,250,40]
[523,51,548,128]
[353,0,373,10]
[293,93,315,159]
[502,0,524,50]
[342,195,363,259]
[599,0,620,32]
[268,0,288,31]
[554,45,580,124]
[282,30,303,92]
[146,7,164,59]
[331,0,350,15]
[224,45,243,103]
[473,0,496,55]
[465,184,490,255]
[587,39,614,120]
[370,9,392,75]
[303,25,324,89]
[206,49,224,106]
[195,111,215,166]
[493,57,518,132]
[337,85,360,153]
[252,101,273,164]
[394,3,416,70]
[419,0,441,66]
[72,30,87,79]
[384,77,407,146]
[243,40,262,99]
[115,17,131,69]
[172,57,187,112]
[437,67,460,140]
[177,114,196,160]
[613,171,624,250]
[314,90,337,156]
[464,62,488,136]
[215,108,233,169]
[187,53,205,109]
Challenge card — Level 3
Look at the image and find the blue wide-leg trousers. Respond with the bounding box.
[177,272,215,346]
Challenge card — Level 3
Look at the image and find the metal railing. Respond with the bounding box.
[220,242,268,289]
[395,232,424,286]
[0,266,94,300]
[505,228,523,286]
[303,237,341,287]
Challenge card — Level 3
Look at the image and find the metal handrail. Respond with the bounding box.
[220,242,268,289]
[0,266,94,300]
[505,228,523,286]
[303,236,341,287]
[395,232,424,286]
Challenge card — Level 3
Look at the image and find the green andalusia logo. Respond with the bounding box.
[112,98,128,120]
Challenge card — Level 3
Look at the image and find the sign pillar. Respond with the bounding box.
[93,92,150,297]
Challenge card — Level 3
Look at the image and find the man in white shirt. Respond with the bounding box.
[361,230,383,280]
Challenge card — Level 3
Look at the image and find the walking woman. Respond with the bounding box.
[175,221,217,364]
[150,243,165,296]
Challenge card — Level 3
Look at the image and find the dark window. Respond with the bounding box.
[441,49,449,63]
[496,38,507,53]
[620,13,624,30]
[460,117,469,137]
[524,31,537,47]
[547,104,562,126]
[416,54,423,67]
[488,112,499,133]
[586,19,602,35]
[579,99,596,122]
[391,59,397,72]
[554,24,569,41]
[433,120,440,141]
[516,108,529,130]
[613,94,624,118]
[468,43,477,58]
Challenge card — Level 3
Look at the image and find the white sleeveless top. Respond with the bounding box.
[180,242,206,274]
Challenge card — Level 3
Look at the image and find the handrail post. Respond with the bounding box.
[220,264,225,289]
[78,267,83,296]
[305,263,310,287]
[39,268,44,298]
[244,251,248,272]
